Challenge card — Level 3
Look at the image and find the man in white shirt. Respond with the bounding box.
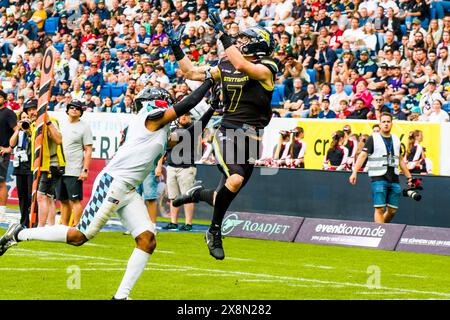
[271,0,293,27]
[10,36,27,64]
[238,7,257,31]
[358,0,379,17]
[419,79,445,115]
[342,18,365,50]
[329,81,349,112]
[258,0,277,27]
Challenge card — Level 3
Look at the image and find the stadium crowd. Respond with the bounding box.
[0,0,448,178]
[0,0,448,123]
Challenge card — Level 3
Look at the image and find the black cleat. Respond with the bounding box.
[205,229,225,260]
[0,223,24,256]
[112,296,131,300]
[172,181,204,207]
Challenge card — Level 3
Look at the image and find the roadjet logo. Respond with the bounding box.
[222,213,291,236]
[222,213,245,235]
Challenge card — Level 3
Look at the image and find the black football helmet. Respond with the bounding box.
[238,25,275,57]
[66,100,85,116]
[134,86,175,119]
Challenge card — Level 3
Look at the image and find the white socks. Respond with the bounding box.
[17,225,70,242]
[114,248,150,300]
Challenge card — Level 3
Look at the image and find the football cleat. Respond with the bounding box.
[172,181,204,207]
[0,223,24,256]
[205,229,225,260]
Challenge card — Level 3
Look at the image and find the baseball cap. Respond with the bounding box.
[392,99,401,104]
[302,35,311,40]
[330,21,338,26]
[17,35,24,41]
[412,19,421,25]
[322,98,330,103]
[408,82,418,88]
[360,49,369,55]
[380,63,388,68]
[1,53,7,58]
[90,62,98,67]
[427,79,437,85]
[343,125,351,132]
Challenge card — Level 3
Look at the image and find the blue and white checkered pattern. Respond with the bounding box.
[77,173,114,234]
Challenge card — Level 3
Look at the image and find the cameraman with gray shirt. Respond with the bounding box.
[56,100,93,226]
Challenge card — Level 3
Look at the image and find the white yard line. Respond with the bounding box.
[393,273,430,279]
[8,248,450,298]
[303,264,335,270]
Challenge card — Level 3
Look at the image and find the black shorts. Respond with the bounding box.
[0,155,10,183]
[38,172,59,198]
[212,124,262,179]
[56,176,83,201]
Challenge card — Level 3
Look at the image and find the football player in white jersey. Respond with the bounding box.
[0,76,215,300]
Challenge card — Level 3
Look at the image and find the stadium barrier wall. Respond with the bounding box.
[222,212,450,256]
[195,165,450,228]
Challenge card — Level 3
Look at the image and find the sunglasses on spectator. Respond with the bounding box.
[68,106,82,110]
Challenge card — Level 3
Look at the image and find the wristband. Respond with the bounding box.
[46,121,52,126]
[171,45,185,61]
[219,33,234,50]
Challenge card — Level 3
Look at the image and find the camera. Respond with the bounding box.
[279,130,290,139]
[402,178,423,201]
[20,119,31,130]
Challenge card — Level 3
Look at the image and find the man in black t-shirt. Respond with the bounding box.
[0,90,18,221]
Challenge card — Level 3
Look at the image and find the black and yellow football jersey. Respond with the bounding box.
[218,57,278,129]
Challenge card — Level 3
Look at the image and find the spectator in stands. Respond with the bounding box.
[280,77,306,117]
[329,81,349,112]
[318,98,336,118]
[420,99,450,122]
[293,82,319,118]
[384,65,407,102]
[419,79,445,114]
[367,94,391,120]
[391,99,408,120]
[348,98,370,119]
[314,40,337,84]
[323,130,348,171]
[352,49,377,80]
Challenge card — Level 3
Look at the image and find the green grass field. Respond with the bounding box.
[1,230,450,300]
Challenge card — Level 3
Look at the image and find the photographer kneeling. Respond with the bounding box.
[349,112,414,224]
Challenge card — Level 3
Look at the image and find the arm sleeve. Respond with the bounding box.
[173,79,214,117]
[185,105,215,135]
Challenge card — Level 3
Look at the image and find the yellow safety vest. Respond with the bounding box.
[31,117,66,172]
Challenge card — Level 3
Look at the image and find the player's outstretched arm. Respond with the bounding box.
[146,77,215,131]
[164,19,219,82]
[208,11,273,84]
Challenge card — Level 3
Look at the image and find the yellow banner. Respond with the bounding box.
[296,120,441,174]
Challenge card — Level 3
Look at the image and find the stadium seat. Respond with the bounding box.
[306,69,316,83]
[344,85,353,96]
[331,84,336,94]
[44,17,59,35]
[271,84,285,107]
[400,25,407,36]
[110,85,125,99]
[28,20,38,40]
[53,42,64,53]
[99,85,111,100]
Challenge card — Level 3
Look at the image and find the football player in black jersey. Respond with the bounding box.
[165,11,278,260]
